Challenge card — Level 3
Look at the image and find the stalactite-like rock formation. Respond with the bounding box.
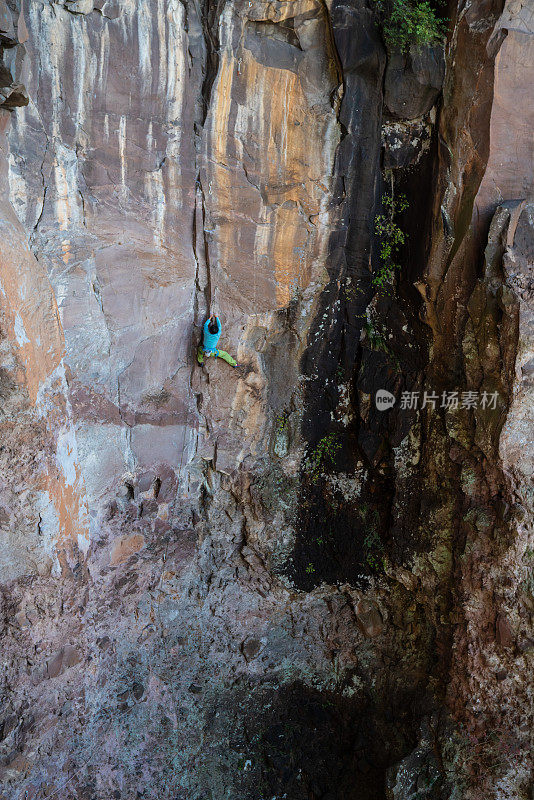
[0,1,532,798]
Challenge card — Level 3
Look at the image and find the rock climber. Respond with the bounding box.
[197,314,238,368]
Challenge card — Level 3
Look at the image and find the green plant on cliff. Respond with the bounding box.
[276,411,288,431]
[363,317,402,370]
[303,432,341,482]
[363,527,385,573]
[373,192,408,293]
[361,508,385,573]
[372,0,445,52]
[363,317,390,354]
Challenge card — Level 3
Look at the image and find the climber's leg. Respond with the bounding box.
[197,345,205,365]
[216,349,237,367]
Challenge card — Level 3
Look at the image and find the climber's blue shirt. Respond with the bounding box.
[202,317,222,352]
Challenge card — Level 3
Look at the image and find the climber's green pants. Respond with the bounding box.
[197,345,237,367]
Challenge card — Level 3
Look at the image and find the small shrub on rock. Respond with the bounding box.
[373,0,445,52]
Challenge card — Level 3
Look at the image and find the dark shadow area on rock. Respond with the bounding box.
[285,0,386,590]
[197,679,435,800]
[287,0,446,590]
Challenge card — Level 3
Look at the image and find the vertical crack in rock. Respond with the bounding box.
[188,0,224,460]
[30,138,49,244]
[192,0,223,316]
[197,0,224,125]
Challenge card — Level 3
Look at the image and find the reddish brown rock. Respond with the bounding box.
[110,533,145,565]
[46,645,81,679]
[354,598,384,638]
[495,612,514,649]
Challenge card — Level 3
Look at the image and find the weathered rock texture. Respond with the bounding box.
[0,0,532,798]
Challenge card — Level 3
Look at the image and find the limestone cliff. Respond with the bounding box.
[0,0,532,798]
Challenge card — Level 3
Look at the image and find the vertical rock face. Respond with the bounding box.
[0,3,87,583]
[10,1,203,515]
[7,0,343,498]
[0,0,532,798]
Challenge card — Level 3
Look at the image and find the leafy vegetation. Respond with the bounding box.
[363,527,385,573]
[276,411,288,431]
[361,311,401,370]
[373,192,408,294]
[303,432,341,483]
[372,0,445,52]
[359,506,386,573]
[363,318,389,353]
